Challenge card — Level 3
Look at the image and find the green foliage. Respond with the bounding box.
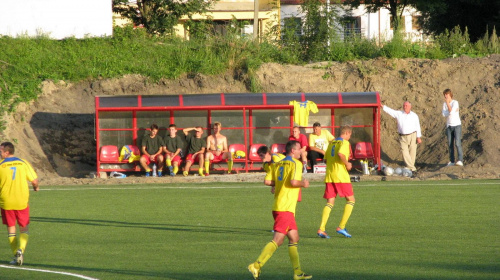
[381,31,411,58]
[434,26,473,57]
[1,180,497,279]
[475,26,500,55]
[112,0,215,36]
[326,41,354,62]
[279,16,303,63]
[414,0,500,42]
[299,0,341,62]
[0,27,280,116]
[1,20,499,127]
[350,37,381,59]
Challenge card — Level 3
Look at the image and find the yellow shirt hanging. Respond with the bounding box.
[289,100,319,126]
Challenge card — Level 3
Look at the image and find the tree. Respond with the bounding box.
[414,0,500,42]
[344,0,415,32]
[299,0,341,61]
[113,0,216,36]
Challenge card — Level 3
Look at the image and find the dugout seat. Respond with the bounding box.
[270,143,286,155]
[100,145,119,162]
[119,145,141,162]
[249,144,266,161]
[354,142,374,160]
[229,144,246,160]
[129,145,140,156]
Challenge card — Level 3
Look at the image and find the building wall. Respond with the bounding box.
[280,3,423,43]
[0,0,112,39]
[177,0,280,39]
[113,0,280,40]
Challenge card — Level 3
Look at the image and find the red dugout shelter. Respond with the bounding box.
[95,92,381,174]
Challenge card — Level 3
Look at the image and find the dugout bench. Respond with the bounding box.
[95,92,381,175]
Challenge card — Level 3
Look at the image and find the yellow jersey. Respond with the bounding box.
[271,156,303,214]
[264,153,286,180]
[0,157,37,210]
[324,138,351,183]
[289,100,318,126]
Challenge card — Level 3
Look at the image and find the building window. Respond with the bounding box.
[343,16,361,38]
[283,17,302,37]
[412,16,421,30]
[389,16,406,30]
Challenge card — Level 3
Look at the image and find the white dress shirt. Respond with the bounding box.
[442,100,461,127]
[383,105,422,137]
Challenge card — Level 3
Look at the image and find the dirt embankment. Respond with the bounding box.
[2,55,499,185]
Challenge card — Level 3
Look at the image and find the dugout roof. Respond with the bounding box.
[95,92,380,110]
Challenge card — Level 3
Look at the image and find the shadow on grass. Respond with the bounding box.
[31,216,272,236]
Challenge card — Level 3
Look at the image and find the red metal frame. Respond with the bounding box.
[95,92,381,174]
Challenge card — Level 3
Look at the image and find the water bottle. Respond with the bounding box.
[152,164,157,177]
[361,160,370,175]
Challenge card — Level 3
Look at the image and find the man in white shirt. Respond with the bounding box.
[382,101,422,173]
[442,89,463,166]
[307,122,334,172]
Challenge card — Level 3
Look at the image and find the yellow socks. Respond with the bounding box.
[204,160,210,174]
[256,240,278,268]
[339,201,355,229]
[288,242,302,275]
[19,232,29,254]
[319,203,334,231]
[198,168,205,176]
[173,166,178,174]
[8,233,17,255]
[166,159,172,167]
[7,231,29,255]
[228,159,233,173]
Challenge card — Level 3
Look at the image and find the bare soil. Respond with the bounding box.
[2,55,499,186]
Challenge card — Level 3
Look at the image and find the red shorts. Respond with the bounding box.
[323,182,354,199]
[272,211,297,234]
[166,154,182,165]
[141,154,162,165]
[1,207,30,227]
[211,153,227,163]
[186,153,201,163]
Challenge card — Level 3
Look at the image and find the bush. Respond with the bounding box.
[434,26,473,57]
[381,31,410,58]
[1,23,499,132]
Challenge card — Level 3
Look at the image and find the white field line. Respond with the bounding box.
[0,264,99,280]
[38,181,499,191]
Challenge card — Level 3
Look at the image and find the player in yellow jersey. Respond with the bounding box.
[257,145,285,188]
[0,142,39,266]
[248,141,312,280]
[317,126,355,239]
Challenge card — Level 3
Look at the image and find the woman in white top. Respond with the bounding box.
[442,89,464,166]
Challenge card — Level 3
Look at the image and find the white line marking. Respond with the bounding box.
[0,264,99,280]
[37,181,499,191]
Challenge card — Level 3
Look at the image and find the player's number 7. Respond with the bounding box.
[10,167,16,180]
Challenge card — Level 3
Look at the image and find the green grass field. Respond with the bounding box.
[0,180,498,280]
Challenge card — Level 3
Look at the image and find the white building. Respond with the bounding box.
[280,0,424,43]
[0,0,113,39]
